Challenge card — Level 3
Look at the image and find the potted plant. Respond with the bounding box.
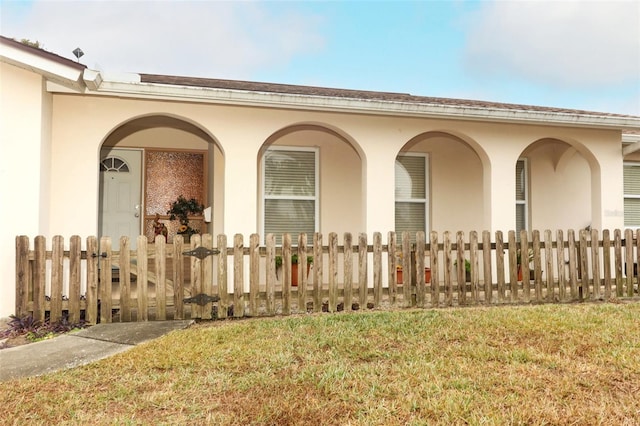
[396,253,431,284]
[517,248,534,280]
[167,195,204,242]
[454,259,471,282]
[275,254,313,286]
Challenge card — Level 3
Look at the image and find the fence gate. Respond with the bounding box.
[182,239,220,319]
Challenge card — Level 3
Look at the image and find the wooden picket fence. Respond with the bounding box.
[14,229,640,324]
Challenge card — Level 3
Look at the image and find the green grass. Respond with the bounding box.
[1,303,639,425]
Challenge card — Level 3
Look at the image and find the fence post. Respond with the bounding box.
[15,236,30,318]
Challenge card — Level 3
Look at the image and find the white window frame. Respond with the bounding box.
[395,153,430,238]
[623,162,640,228]
[261,146,319,244]
[516,158,529,235]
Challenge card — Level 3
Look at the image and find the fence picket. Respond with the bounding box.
[313,233,323,313]
[456,231,466,306]
[495,231,505,302]
[173,236,185,320]
[298,233,308,314]
[359,233,368,308]
[520,230,531,303]
[33,236,46,322]
[469,231,478,305]
[137,235,148,321]
[508,231,518,302]
[602,230,611,300]
[591,229,601,300]
[250,234,260,317]
[430,231,440,308]
[217,234,229,319]
[373,232,383,308]
[626,229,635,297]
[579,230,589,300]
[328,233,338,313]
[265,234,275,316]
[344,233,353,311]
[568,229,578,299]
[233,234,244,318]
[402,232,412,307]
[482,231,492,304]
[388,232,398,306]
[86,236,99,324]
[120,237,132,322]
[69,236,81,323]
[155,235,167,321]
[50,236,64,322]
[544,230,554,302]
[443,231,453,307]
[533,230,542,302]
[416,231,426,308]
[556,230,566,302]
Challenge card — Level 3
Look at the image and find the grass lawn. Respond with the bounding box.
[1,303,639,425]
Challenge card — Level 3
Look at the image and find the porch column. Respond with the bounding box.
[363,150,396,238]
[222,144,260,239]
[483,154,519,234]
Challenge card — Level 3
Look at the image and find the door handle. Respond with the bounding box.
[134,204,140,218]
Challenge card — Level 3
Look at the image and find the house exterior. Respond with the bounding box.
[1,35,639,318]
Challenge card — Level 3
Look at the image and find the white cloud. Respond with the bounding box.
[0,1,326,78]
[463,1,640,87]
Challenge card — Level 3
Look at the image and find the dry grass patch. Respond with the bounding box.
[1,303,639,425]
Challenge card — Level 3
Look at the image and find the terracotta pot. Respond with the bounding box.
[291,263,311,286]
[397,268,431,284]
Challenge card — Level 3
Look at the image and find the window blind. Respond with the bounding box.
[395,155,427,241]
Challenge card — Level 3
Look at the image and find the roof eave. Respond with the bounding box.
[0,41,85,91]
[85,79,640,130]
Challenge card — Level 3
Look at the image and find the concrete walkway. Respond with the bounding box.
[0,320,193,382]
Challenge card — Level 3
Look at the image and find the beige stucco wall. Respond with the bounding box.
[0,63,52,316]
[0,59,631,316]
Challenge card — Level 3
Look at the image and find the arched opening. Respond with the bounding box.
[398,131,488,235]
[520,137,597,231]
[257,123,364,244]
[98,114,224,248]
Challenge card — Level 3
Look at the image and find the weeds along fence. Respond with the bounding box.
[15,229,640,323]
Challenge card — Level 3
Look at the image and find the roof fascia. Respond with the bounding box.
[0,42,84,91]
[84,72,640,130]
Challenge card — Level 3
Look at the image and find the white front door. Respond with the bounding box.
[99,148,142,250]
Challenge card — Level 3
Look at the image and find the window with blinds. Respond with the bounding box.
[263,147,318,244]
[395,154,428,241]
[624,163,640,227]
[516,159,528,236]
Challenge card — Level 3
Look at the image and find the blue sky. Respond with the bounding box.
[1,0,638,115]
